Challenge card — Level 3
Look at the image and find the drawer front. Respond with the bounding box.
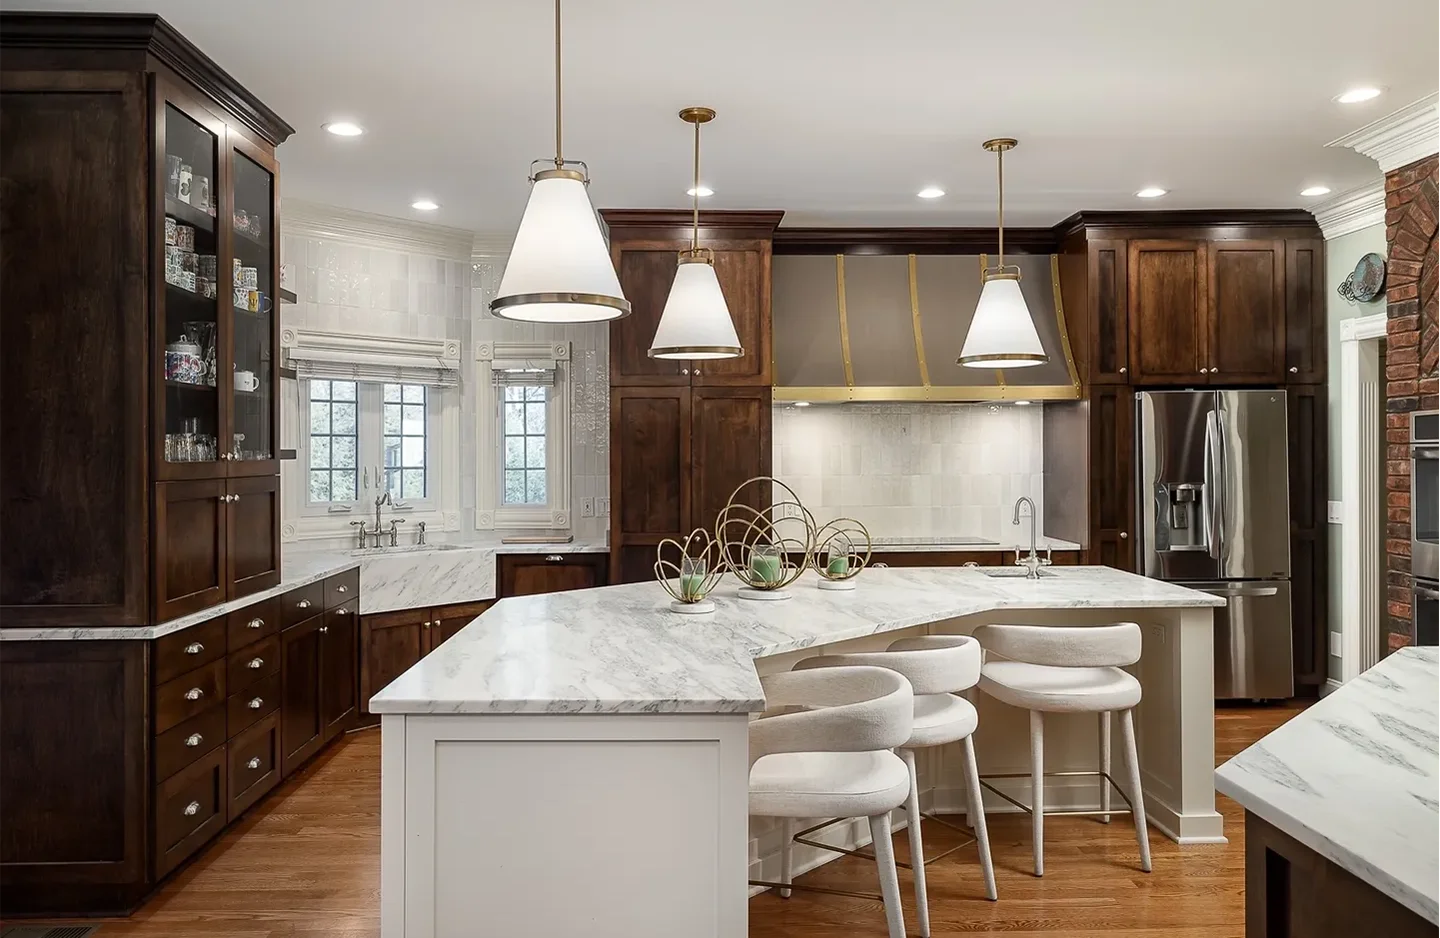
[155,704,227,783]
[228,711,281,820]
[282,581,325,629]
[154,617,227,686]
[226,595,280,648]
[155,659,227,734]
[227,633,279,692]
[227,670,280,738]
[155,743,227,878]
[324,567,360,610]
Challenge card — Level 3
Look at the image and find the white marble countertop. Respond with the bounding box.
[0,552,360,642]
[1215,647,1439,924]
[868,536,1083,553]
[369,565,1221,716]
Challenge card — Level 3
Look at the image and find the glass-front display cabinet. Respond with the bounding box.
[227,137,278,472]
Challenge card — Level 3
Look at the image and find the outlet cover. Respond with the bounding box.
[597,497,610,516]
[580,497,595,518]
[1327,500,1343,524]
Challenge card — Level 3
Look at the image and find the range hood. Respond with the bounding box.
[773,253,1079,401]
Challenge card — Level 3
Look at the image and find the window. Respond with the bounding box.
[308,380,358,503]
[502,385,547,505]
[304,381,434,511]
[383,383,427,500]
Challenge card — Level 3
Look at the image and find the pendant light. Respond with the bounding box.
[957,138,1047,368]
[648,107,743,360]
[490,0,630,323]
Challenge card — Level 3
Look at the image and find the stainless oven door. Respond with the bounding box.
[1192,580,1294,700]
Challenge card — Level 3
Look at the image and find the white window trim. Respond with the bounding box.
[476,340,571,531]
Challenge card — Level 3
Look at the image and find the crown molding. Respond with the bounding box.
[280,198,477,259]
[1310,182,1387,240]
[1327,92,1440,173]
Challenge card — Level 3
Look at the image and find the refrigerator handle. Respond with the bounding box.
[1204,410,1223,561]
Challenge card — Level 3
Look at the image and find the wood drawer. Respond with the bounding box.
[226,595,280,648]
[227,710,281,821]
[154,617,227,686]
[155,743,226,878]
[155,659,226,735]
[281,581,325,629]
[227,670,280,739]
[227,633,279,692]
[324,567,359,610]
[155,704,227,783]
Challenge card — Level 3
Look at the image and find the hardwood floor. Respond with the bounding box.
[37,702,1303,937]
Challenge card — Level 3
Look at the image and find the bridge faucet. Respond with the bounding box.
[371,492,393,548]
[1012,496,1051,579]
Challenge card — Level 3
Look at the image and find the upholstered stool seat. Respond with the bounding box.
[979,661,1142,712]
[908,691,979,746]
[750,750,911,818]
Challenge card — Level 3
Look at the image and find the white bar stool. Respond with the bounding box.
[971,622,1152,877]
[793,635,998,935]
[748,665,915,938]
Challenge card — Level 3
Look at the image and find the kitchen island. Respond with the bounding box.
[371,565,1222,938]
[1216,647,1437,937]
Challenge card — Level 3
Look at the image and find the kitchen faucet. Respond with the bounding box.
[367,491,393,548]
[1012,496,1052,579]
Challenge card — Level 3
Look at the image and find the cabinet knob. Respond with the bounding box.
[1210,367,1219,374]
[1289,366,1298,374]
[692,367,700,376]
[184,642,204,655]
[183,800,201,817]
[297,599,312,609]
[338,607,352,615]
[319,625,329,634]
[233,493,240,502]
[1119,366,1127,374]
[545,554,564,562]
[1199,368,1208,374]
[423,620,431,629]
[184,687,204,701]
[247,617,264,630]
[337,585,348,593]
[681,368,690,375]
[1120,531,1129,540]
[184,733,203,748]
[247,757,262,770]
[248,697,263,709]
[247,657,264,669]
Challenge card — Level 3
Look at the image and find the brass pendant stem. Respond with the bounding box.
[997,144,1004,268]
[692,118,700,252]
[553,0,563,167]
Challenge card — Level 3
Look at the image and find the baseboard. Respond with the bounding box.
[1321,678,1344,697]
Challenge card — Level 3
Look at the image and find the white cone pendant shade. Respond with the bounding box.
[958,274,1046,367]
[490,170,630,323]
[649,256,743,359]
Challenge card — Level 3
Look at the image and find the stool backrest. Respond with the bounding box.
[749,666,913,766]
[972,623,1142,668]
[792,635,981,695]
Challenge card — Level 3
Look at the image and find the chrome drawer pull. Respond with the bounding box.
[336,585,348,593]
[184,687,204,701]
[297,599,312,609]
[247,617,264,630]
[184,733,203,747]
[338,607,352,615]
[247,757,261,770]
[184,642,204,655]
[247,657,264,669]
[183,800,200,816]
[248,697,263,710]
[319,625,329,634]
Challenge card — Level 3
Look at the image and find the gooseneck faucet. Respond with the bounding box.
[370,491,392,548]
[1012,496,1052,579]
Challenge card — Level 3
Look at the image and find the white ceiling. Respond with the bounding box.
[8,0,1438,230]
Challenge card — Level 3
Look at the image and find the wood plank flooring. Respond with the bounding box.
[33,702,1303,937]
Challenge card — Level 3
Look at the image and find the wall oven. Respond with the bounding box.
[1413,411,1437,646]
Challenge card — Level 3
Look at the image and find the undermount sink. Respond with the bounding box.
[975,566,1057,578]
[348,543,469,557]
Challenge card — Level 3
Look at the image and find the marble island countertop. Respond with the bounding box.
[868,535,1083,553]
[368,565,1221,717]
[1215,647,1439,924]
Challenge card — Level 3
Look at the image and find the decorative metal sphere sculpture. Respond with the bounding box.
[714,476,816,601]
[812,517,873,591]
[654,528,726,614]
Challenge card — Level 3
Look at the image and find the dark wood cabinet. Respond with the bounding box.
[1207,240,1285,383]
[318,602,358,740]
[279,614,324,777]
[1088,386,1136,571]
[154,745,226,878]
[691,387,773,531]
[358,600,495,719]
[1287,384,1328,690]
[1128,239,1209,384]
[1285,239,1327,383]
[498,554,609,597]
[227,475,281,598]
[432,601,492,648]
[1087,238,1130,383]
[155,480,228,621]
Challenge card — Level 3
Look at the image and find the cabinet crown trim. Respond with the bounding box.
[1310,182,1386,240]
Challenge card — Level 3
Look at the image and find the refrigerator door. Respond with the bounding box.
[1214,391,1291,579]
[1193,579,1294,700]
[1137,390,1220,580]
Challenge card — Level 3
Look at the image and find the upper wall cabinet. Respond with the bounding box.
[1285,239,1326,383]
[1128,239,1210,384]
[1087,238,1130,384]
[1206,239,1285,384]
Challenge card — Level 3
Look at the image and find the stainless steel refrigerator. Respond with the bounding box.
[1135,390,1293,700]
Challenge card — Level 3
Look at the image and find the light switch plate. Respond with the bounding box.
[1327,500,1343,524]
[597,497,610,516]
[580,497,595,518]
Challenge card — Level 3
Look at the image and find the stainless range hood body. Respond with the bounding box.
[772,253,1080,402]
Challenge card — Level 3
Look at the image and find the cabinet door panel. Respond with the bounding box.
[1088,387,1135,571]
[611,387,690,538]
[227,474,279,597]
[692,248,770,385]
[431,601,494,650]
[691,387,772,534]
[279,615,323,777]
[154,744,227,878]
[498,555,607,597]
[224,135,280,475]
[319,602,358,740]
[1088,239,1129,383]
[359,608,428,717]
[1128,240,1207,384]
[1285,239,1326,383]
[156,479,227,621]
[1287,385,1327,688]
[1208,240,1285,383]
[227,711,280,821]
[610,248,687,385]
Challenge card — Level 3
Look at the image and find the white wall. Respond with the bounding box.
[1325,222,1387,680]
[771,402,1045,544]
[279,200,608,547]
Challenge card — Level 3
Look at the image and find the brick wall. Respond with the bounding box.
[1383,153,1439,652]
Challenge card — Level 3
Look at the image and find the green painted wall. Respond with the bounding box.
[1324,223,1387,681]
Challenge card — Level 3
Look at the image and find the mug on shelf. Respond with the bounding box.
[235,370,259,393]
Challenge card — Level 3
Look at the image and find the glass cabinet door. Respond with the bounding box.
[228,144,276,467]
[160,102,222,471]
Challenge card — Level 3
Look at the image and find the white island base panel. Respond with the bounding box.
[379,569,1221,938]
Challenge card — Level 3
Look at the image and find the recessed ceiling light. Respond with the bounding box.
[323,121,364,137]
[411,199,439,211]
[1300,186,1331,198]
[793,401,811,407]
[917,186,946,199]
[1135,187,1168,199]
[1014,400,1032,406]
[1335,87,1383,104]
[686,186,714,198]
